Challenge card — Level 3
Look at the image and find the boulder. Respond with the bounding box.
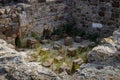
[101,36,114,45]
[73,63,120,80]
[73,30,120,80]
[88,43,117,63]
[59,71,71,80]
[0,39,61,80]
[59,62,71,74]
[113,30,120,45]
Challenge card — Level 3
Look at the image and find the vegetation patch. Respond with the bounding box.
[32,45,93,74]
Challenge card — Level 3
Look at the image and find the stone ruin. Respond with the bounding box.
[0,0,120,41]
[70,0,120,37]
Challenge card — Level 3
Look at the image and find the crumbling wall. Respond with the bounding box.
[0,0,68,39]
[1,0,119,40]
[70,0,120,37]
[0,2,33,42]
[31,0,68,35]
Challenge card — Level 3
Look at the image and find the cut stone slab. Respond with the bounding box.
[67,48,77,56]
[64,37,73,46]
[73,58,84,66]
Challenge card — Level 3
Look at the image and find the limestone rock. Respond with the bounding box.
[41,47,50,52]
[0,9,5,14]
[78,45,86,51]
[51,35,59,41]
[59,71,71,80]
[113,30,120,45]
[53,42,62,50]
[73,64,120,80]
[59,62,71,74]
[64,37,73,46]
[115,45,120,51]
[67,47,77,56]
[54,56,63,62]
[42,59,53,67]
[74,36,81,43]
[27,38,38,48]
[0,39,61,80]
[73,29,120,80]
[102,36,114,45]
[89,42,96,47]
[40,39,50,44]
[88,43,117,63]
[73,58,83,66]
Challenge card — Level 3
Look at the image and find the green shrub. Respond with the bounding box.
[88,33,100,41]
[75,29,85,37]
[76,47,92,63]
[63,23,74,35]
[52,27,63,35]
[15,37,22,48]
[31,32,40,40]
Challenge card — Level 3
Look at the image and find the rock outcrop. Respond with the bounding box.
[0,39,61,80]
[73,29,120,80]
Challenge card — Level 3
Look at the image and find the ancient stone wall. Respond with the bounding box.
[71,0,120,36]
[31,0,68,35]
[0,0,120,39]
[0,3,33,39]
[0,0,68,39]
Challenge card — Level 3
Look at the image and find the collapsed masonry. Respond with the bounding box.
[0,0,120,40]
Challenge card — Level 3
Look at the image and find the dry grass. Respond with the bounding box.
[32,45,93,74]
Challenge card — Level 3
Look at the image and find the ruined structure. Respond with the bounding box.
[0,0,120,80]
[0,0,120,39]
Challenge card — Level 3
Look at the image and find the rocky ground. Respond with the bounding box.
[0,39,62,80]
[73,29,120,80]
[0,0,120,80]
[0,29,120,80]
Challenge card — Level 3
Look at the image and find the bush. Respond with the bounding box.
[88,33,100,41]
[31,32,40,40]
[63,23,74,35]
[75,29,85,37]
[15,37,22,48]
[76,47,93,63]
[52,27,63,35]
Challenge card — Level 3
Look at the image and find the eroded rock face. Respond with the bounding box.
[113,30,120,45]
[0,39,61,80]
[88,44,117,63]
[73,30,120,80]
[73,63,120,80]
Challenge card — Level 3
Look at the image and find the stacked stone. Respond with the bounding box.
[31,0,68,35]
[70,0,120,36]
[0,3,33,38]
[0,6,19,36]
